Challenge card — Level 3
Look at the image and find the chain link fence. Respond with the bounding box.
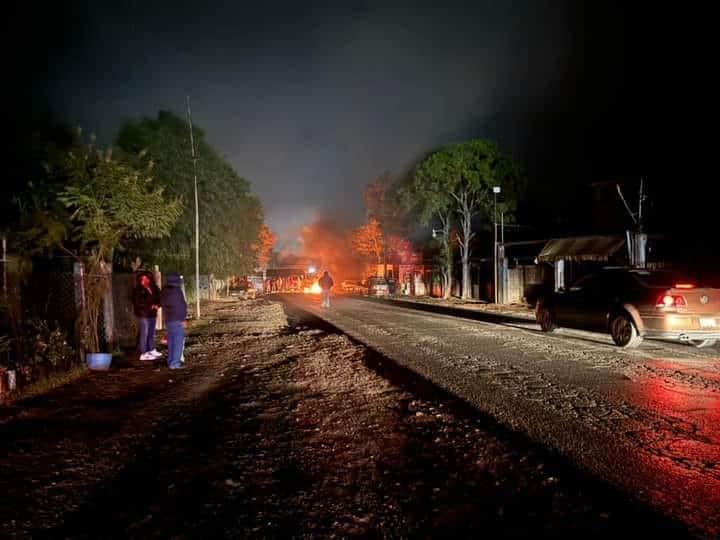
[1,254,79,393]
[1,248,231,394]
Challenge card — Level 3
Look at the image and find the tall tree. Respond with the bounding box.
[4,112,75,237]
[351,219,384,265]
[363,172,406,277]
[115,111,263,276]
[411,140,523,300]
[254,224,276,271]
[32,134,182,352]
[399,160,456,299]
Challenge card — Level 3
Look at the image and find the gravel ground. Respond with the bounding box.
[0,298,694,538]
[282,293,719,538]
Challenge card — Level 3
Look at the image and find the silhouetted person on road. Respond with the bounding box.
[318,271,334,308]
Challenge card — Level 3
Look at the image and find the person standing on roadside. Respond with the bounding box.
[318,270,334,308]
[161,273,187,370]
[132,271,161,361]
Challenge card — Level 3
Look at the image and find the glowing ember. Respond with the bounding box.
[304,282,322,294]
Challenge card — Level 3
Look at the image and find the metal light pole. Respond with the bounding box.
[2,236,8,368]
[493,186,501,304]
[2,236,7,304]
[186,96,201,320]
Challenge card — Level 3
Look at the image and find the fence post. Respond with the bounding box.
[153,265,163,330]
[73,262,85,356]
[73,262,85,312]
[102,263,115,349]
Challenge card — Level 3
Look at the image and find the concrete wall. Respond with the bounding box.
[506,265,545,304]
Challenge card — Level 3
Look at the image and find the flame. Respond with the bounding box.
[303,282,322,294]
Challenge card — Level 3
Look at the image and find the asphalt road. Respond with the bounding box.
[281,293,720,538]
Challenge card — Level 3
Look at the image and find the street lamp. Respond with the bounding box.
[493,186,501,304]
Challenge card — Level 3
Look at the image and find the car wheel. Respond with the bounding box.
[536,303,556,332]
[610,314,643,348]
[690,339,717,348]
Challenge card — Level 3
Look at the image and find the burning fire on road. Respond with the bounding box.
[304,282,322,295]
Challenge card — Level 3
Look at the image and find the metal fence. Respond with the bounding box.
[1,254,80,392]
[1,250,231,393]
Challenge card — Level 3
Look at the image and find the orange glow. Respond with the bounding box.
[304,282,322,294]
[674,283,695,289]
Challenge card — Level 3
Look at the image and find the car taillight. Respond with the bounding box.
[674,283,695,290]
[656,294,687,309]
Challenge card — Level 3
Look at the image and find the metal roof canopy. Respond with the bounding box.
[537,235,626,263]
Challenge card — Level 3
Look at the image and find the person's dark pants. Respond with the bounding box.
[166,320,185,369]
[137,317,157,354]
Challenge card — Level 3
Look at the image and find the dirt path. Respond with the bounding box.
[0,299,691,538]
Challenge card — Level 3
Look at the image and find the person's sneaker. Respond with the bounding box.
[168,364,185,370]
[149,349,163,358]
[139,352,155,361]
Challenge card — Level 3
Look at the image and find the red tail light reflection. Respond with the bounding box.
[656,294,687,309]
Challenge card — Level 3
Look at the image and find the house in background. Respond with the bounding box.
[536,235,628,291]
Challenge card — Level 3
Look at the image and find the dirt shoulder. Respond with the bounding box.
[0,298,692,538]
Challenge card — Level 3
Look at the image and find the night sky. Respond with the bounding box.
[7,2,714,250]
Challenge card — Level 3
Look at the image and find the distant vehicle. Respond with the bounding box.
[536,268,720,348]
[248,275,265,292]
[367,276,390,296]
[229,275,261,299]
[341,280,365,294]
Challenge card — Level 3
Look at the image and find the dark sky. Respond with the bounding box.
[7,1,713,249]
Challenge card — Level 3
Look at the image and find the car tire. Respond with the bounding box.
[610,313,643,348]
[690,339,717,349]
[536,303,556,333]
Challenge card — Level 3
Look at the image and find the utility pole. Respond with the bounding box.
[616,177,647,268]
[2,236,7,305]
[493,186,501,304]
[2,236,9,367]
[500,211,505,304]
[186,96,201,319]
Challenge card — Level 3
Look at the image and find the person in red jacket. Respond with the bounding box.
[132,271,161,361]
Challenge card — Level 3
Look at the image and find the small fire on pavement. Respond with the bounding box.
[304,282,322,295]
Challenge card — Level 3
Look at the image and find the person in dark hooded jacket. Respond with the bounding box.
[132,271,161,361]
[161,273,187,369]
[318,271,334,308]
